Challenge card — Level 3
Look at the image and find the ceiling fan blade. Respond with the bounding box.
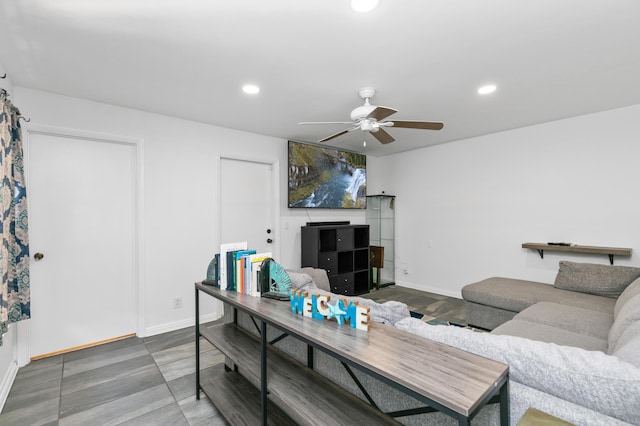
[318,126,359,143]
[299,121,356,125]
[389,120,444,130]
[366,106,397,121]
[371,128,395,144]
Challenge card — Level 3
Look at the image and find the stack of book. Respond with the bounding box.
[205,241,271,297]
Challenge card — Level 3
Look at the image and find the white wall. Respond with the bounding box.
[377,104,640,297]
[15,87,289,334]
[0,326,16,411]
[14,87,367,336]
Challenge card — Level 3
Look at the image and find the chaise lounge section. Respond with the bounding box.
[462,261,639,331]
[462,276,616,331]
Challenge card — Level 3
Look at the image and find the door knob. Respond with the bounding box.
[267,229,272,234]
[34,252,44,260]
[267,238,273,244]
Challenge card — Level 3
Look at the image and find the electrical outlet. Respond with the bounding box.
[173,297,182,309]
[399,261,409,275]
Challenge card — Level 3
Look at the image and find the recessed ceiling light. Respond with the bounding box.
[242,84,260,94]
[351,0,379,13]
[478,84,497,95]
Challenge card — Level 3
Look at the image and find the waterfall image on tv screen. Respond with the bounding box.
[288,141,366,209]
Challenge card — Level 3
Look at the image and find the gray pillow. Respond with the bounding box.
[553,261,640,298]
[395,317,640,424]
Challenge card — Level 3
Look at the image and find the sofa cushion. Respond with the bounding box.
[608,293,640,352]
[492,319,608,352]
[614,276,640,318]
[553,261,640,298]
[464,301,518,330]
[462,277,615,313]
[395,317,640,424]
[513,302,613,340]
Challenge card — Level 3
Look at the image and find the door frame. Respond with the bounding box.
[18,124,145,365]
[216,155,281,262]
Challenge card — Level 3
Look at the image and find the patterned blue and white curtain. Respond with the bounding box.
[0,89,30,346]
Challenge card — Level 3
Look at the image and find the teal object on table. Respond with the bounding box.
[203,255,219,286]
[260,258,291,300]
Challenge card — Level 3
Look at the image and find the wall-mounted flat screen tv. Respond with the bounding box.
[288,140,366,209]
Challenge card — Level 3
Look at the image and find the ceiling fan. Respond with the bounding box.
[299,87,444,144]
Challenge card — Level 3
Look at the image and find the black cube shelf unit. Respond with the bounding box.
[301,223,370,296]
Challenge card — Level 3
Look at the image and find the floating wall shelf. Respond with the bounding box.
[522,243,632,265]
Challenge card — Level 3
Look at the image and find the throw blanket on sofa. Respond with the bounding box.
[395,317,640,425]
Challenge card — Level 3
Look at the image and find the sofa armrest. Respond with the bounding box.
[288,267,331,291]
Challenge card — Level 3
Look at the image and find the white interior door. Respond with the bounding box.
[220,158,275,255]
[27,131,136,358]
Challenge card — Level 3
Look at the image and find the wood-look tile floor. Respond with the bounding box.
[0,326,230,426]
[1,286,463,425]
[362,285,466,325]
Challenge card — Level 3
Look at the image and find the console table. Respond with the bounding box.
[195,283,510,425]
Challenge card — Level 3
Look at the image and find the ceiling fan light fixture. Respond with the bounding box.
[360,120,374,131]
[477,84,497,95]
[242,84,260,94]
[351,0,379,13]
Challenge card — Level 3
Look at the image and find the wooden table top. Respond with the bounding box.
[196,283,509,418]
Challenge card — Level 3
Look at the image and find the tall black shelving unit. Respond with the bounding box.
[301,223,370,296]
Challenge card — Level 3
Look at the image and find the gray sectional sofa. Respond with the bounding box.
[454,260,640,424]
[226,262,640,425]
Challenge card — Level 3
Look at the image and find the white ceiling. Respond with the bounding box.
[1,0,639,157]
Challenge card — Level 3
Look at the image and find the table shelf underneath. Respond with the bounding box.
[199,322,400,425]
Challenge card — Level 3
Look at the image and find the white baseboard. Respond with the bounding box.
[0,360,18,413]
[144,313,222,337]
[393,280,462,299]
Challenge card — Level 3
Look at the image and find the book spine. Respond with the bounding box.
[226,251,237,292]
[244,255,251,295]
